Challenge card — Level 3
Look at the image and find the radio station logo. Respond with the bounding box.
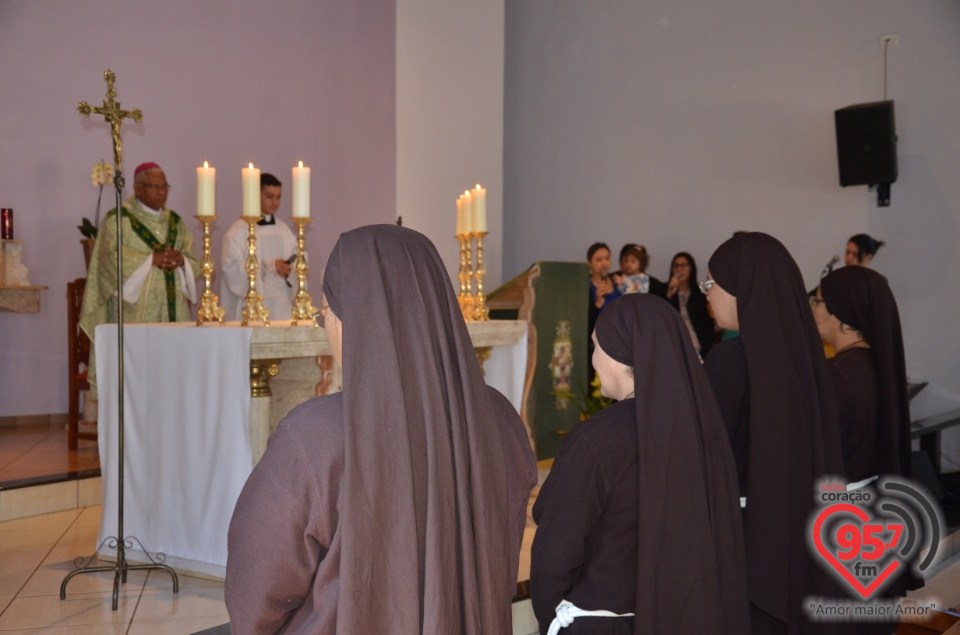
[807,477,942,605]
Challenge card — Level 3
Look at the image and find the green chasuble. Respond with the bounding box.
[80,196,199,396]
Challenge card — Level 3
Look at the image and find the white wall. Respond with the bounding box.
[0,0,395,416]
[397,0,505,288]
[504,2,960,418]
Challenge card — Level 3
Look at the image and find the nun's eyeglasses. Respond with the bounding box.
[311,304,329,327]
[698,279,716,295]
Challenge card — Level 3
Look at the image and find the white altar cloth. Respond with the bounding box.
[94,320,527,579]
[95,323,252,579]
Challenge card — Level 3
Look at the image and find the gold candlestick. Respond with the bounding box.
[241,216,270,327]
[290,217,318,326]
[457,233,477,321]
[195,215,225,325]
[472,231,489,321]
[456,233,471,317]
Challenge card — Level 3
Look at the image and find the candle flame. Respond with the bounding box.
[476,184,481,189]
[248,163,254,169]
[298,160,304,168]
[203,161,209,168]
[464,190,471,197]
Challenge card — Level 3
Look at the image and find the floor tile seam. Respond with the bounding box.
[0,523,71,616]
[124,572,150,630]
[34,506,91,606]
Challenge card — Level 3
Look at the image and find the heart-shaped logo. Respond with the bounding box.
[812,503,902,599]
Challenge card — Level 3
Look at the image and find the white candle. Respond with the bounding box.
[472,184,487,233]
[292,161,311,218]
[456,195,465,235]
[242,163,261,217]
[462,190,474,234]
[196,161,216,216]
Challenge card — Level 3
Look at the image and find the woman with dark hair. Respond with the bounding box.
[587,242,620,382]
[531,294,750,635]
[702,232,844,635]
[664,251,715,358]
[225,225,537,634]
[587,242,619,311]
[845,233,885,267]
[812,266,911,482]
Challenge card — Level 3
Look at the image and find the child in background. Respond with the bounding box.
[614,245,651,294]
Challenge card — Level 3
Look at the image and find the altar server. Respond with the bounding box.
[220,173,299,320]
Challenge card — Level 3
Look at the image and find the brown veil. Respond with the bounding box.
[709,232,845,629]
[323,225,513,633]
[820,266,911,478]
[595,294,750,634]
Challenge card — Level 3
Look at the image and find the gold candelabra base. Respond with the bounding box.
[195,215,225,326]
[454,231,489,322]
[290,217,318,326]
[472,231,489,321]
[241,216,270,327]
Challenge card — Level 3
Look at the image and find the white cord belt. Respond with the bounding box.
[739,475,877,510]
[847,475,879,491]
[547,599,635,635]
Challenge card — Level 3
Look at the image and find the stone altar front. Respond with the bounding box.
[248,319,528,464]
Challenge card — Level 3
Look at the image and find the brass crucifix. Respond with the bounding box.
[77,70,143,175]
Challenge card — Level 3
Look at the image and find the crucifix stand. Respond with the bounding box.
[61,70,179,611]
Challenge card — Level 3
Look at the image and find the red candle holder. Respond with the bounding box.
[0,209,12,240]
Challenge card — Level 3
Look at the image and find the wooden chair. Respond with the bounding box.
[67,278,96,449]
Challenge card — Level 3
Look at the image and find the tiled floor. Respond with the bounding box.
[0,424,99,486]
[3,502,960,635]
[0,505,229,633]
[0,505,539,634]
[0,430,542,634]
[3,428,960,634]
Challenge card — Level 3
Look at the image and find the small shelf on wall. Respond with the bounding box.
[1,240,47,313]
[0,286,46,313]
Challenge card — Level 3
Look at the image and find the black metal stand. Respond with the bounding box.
[60,173,179,610]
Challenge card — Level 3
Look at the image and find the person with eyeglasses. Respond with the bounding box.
[664,251,715,358]
[220,172,299,321]
[701,232,846,635]
[80,162,198,398]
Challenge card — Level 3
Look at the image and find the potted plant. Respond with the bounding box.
[79,160,113,270]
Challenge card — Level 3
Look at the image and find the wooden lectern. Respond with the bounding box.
[487,262,589,460]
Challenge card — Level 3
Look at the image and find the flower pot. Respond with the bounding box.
[80,238,95,272]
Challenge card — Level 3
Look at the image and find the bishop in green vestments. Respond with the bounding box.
[80,162,199,397]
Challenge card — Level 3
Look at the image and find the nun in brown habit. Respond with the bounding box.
[703,232,846,634]
[531,294,750,634]
[815,266,911,482]
[225,225,537,634]
[815,266,921,634]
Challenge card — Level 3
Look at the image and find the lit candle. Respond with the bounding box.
[242,163,261,217]
[462,190,474,234]
[196,161,216,216]
[472,184,487,233]
[292,161,311,218]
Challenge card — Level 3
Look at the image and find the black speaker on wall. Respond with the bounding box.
[834,100,898,188]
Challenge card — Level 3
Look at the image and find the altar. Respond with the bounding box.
[94,319,527,579]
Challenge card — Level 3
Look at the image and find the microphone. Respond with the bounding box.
[600,268,610,282]
[821,255,839,279]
